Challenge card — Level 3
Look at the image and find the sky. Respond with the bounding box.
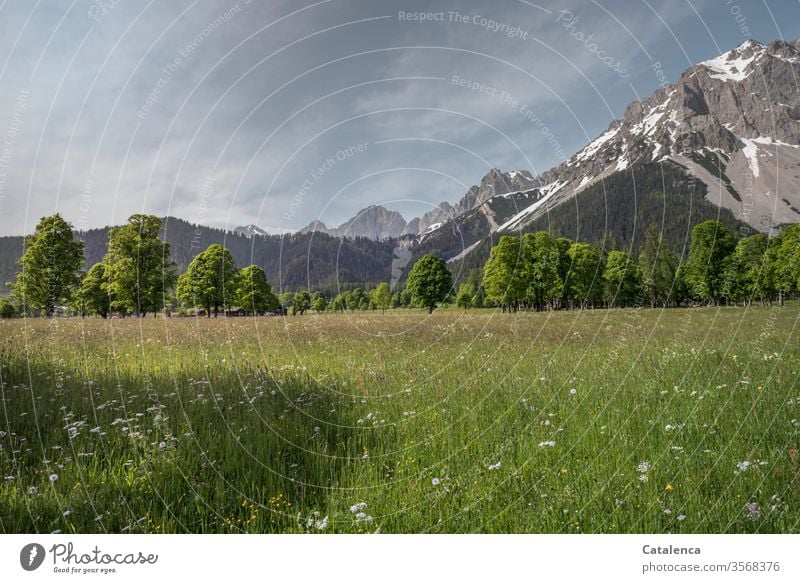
[0,0,799,235]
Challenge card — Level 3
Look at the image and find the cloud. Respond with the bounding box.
[0,0,787,236]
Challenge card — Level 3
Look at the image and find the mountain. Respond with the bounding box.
[3,39,795,295]
[496,39,800,234]
[417,169,538,233]
[299,205,408,240]
[446,163,754,278]
[333,205,407,239]
[291,169,538,241]
[233,224,270,238]
[406,38,800,269]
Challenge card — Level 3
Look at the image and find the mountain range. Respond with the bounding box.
[2,39,798,294]
[236,39,799,242]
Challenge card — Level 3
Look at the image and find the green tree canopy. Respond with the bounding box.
[237,264,279,314]
[292,290,311,315]
[722,234,772,304]
[565,242,604,308]
[406,253,453,314]
[604,250,644,307]
[105,214,176,316]
[176,244,238,317]
[482,236,527,312]
[10,214,84,317]
[638,224,679,308]
[523,231,564,310]
[0,298,17,318]
[311,291,328,313]
[76,262,111,318]
[371,282,392,313]
[768,224,800,303]
[684,220,737,304]
[455,282,476,312]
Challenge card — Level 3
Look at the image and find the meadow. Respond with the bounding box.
[0,305,798,533]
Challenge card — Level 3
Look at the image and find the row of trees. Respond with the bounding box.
[5,214,282,318]
[3,213,454,318]
[477,221,800,311]
[278,255,453,315]
[3,214,799,318]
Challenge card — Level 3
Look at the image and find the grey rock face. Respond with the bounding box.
[500,39,800,233]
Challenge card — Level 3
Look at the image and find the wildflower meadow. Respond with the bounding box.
[1,306,798,533]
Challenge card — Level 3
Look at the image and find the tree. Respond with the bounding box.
[482,236,527,312]
[331,293,346,312]
[455,283,476,312]
[237,264,279,314]
[684,220,737,305]
[604,250,643,307]
[768,224,800,304]
[311,291,328,313]
[292,290,311,315]
[406,253,453,314]
[399,287,414,308]
[104,214,176,316]
[76,262,111,318]
[0,298,17,318]
[280,291,294,311]
[9,214,84,317]
[638,224,679,308]
[523,232,563,311]
[348,288,366,312]
[371,282,392,313]
[176,244,238,316]
[721,234,772,304]
[565,242,604,308]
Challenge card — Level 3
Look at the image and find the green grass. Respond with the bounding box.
[1,306,799,533]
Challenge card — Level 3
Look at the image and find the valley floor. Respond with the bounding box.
[0,306,798,533]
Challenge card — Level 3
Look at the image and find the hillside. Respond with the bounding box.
[449,162,754,278]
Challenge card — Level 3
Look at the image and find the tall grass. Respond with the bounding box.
[1,306,798,533]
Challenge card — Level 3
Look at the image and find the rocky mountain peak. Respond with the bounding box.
[496,38,800,234]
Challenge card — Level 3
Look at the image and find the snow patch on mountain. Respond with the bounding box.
[739,137,761,177]
[446,240,481,264]
[699,40,764,82]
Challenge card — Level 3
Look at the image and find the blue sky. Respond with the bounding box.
[0,0,798,235]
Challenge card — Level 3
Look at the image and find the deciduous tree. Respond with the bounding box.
[237,264,279,314]
[370,282,392,313]
[406,253,453,314]
[604,250,643,307]
[10,214,84,317]
[176,244,237,316]
[482,236,527,312]
[105,214,176,316]
[76,262,111,318]
[684,221,737,305]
